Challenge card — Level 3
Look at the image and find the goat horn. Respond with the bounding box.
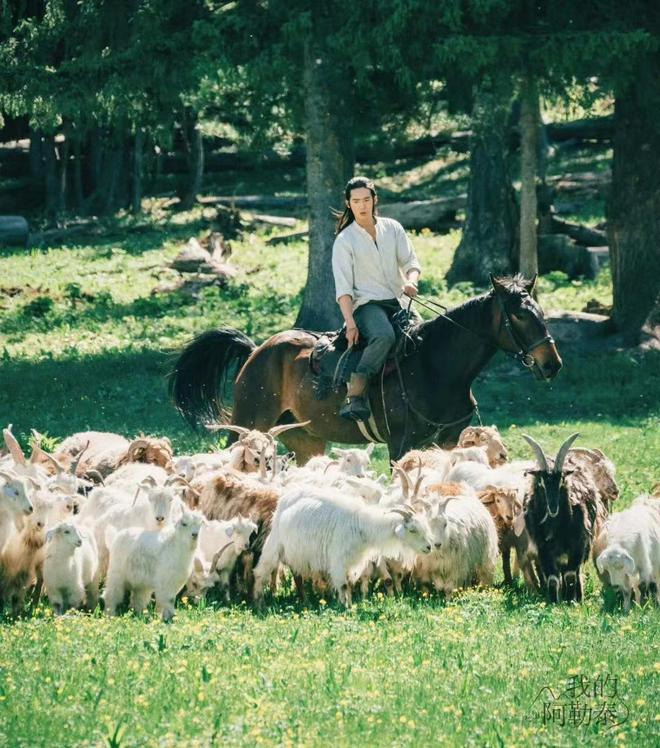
[3,425,26,466]
[521,434,550,472]
[29,429,44,463]
[211,541,235,573]
[0,470,17,483]
[267,421,311,438]
[554,432,580,474]
[140,476,158,487]
[85,469,105,485]
[206,424,250,440]
[70,441,90,476]
[410,457,424,501]
[389,506,413,520]
[323,460,340,475]
[129,438,150,449]
[391,466,412,500]
[41,450,66,476]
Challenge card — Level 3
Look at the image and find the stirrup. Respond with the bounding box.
[339,395,371,422]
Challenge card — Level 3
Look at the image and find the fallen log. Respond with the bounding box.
[549,216,607,247]
[265,230,308,246]
[198,195,308,210]
[379,196,466,231]
[245,213,298,229]
[546,116,613,143]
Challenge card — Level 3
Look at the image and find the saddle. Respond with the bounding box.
[309,305,419,401]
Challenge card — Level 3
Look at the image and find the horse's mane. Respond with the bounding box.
[414,274,530,336]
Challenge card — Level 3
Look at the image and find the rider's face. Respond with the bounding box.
[347,188,375,221]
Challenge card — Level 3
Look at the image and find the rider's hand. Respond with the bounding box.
[346,325,360,348]
[403,282,418,298]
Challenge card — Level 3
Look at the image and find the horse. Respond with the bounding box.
[169,274,562,463]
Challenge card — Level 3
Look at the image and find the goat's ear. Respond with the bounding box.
[513,512,526,537]
[194,557,204,573]
[224,526,234,538]
[622,552,636,575]
[45,529,55,543]
[394,523,406,539]
[595,552,606,575]
[330,447,344,456]
[365,443,375,456]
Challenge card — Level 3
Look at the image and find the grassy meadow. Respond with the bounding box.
[1,148,659,746]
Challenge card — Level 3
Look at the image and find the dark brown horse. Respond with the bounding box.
[170,275,562,463]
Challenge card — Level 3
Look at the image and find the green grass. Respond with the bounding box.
[0,144,659,746]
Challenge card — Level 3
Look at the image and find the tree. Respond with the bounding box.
[446,80,518,285]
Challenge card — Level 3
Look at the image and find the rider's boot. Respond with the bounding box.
[339,372,371,421]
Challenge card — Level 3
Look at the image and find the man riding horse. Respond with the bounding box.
[332,176,421,422]
[170,179,562,464]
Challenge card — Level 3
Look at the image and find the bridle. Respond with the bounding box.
[408,291,555,378]
[493,293,555,372]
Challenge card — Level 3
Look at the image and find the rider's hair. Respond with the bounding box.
[335,176,377,235]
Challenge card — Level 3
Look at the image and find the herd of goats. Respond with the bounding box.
[0,422,658,621]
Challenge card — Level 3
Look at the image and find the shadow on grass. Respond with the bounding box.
[1,347,658,457]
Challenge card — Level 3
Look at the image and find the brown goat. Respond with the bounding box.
[115,436,174,473]
[458,426,508,467]
[479,487,523,586]
[196,469,281,597]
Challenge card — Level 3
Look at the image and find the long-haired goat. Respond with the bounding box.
[521,433,608,603]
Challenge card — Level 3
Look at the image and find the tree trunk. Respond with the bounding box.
[295,11,354,330]
[179,112,204,209]
[447,83,517,285]
[131,128,145,214]
[29,128,44,180]
[608,83,660,340]
[43,135,67,221]
[519,68,539,279]
[72,136,84,210]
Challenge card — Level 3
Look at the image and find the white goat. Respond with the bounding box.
[104,511,204,621]
[253,486,433,607]
[93,483,183,580]
[186,516,258,602]
[594,497,660,611]
[0,470,35,552]
[104,462,169,489]
[413,493,499,597]
[43,522,99,613]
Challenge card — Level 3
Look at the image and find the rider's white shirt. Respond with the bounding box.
[332,217,421,311]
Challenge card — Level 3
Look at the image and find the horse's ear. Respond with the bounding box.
[523,274,538,295]
[489,274,507,295]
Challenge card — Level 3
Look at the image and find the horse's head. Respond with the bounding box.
[490,274,562,380]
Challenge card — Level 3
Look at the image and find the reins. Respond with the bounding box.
[407,291,555,373]
[378,290,553,455]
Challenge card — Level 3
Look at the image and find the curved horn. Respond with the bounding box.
[3,425,26,466]
[410,457,424,502]
[140,475,158,487]
[268,421,311,438]
[84,469,105,486]
[389,506,413,520]
[521,434,550,472]
[391,466,413,500]
[70,441,90,476]
[554,432,580,474]
[29,429,44,463]
[41,450,66,476]
[0,470,18,483]
[206,424,250,440]
[211,541,235,573]
[323,460,340,475]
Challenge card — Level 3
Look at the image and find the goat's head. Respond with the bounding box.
[596,547,636,589]
[458,425,508,467]
[389,505,433,554]
[45,522,83,549]
[522,433,579,520]
[0,470,35,516]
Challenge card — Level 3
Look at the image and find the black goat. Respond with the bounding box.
[521,433,606,603]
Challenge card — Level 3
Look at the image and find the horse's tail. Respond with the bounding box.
[168,328,257,429]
